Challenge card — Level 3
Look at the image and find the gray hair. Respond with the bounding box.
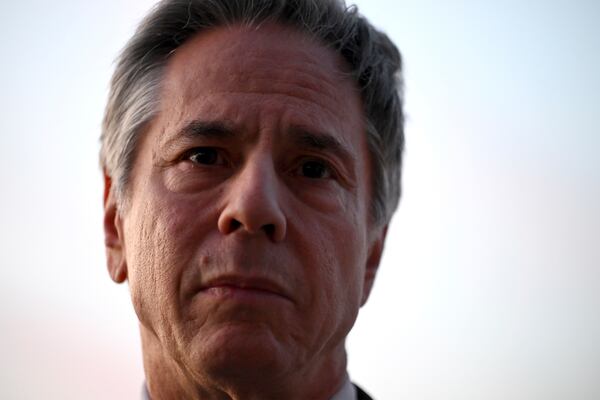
[101,0,404,225]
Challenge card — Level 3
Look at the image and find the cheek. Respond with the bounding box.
[325,229,366,310]
[294,207,368,330]
[123,192,211,332]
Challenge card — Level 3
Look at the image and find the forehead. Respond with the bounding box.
[165,24,353,100]
[156,23,364,135]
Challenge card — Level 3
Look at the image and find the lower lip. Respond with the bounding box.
[201,285,290,303]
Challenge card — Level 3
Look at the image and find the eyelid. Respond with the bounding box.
[181,146,229,166]
[293,156,337,179]
[293,154,359,191]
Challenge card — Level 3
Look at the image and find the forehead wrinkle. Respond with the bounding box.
[238,51,347,89]
[225,49,353,102]
[174,65,352,125]
[242,75,349,120]
[157,22,366,159]
[157,85,361,158]
[169,30,357,109]
[169,74,357,141]
[213,88,349,131]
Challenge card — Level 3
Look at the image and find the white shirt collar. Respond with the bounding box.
[331,375,357,400]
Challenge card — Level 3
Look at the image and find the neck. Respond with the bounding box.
[139,323,348,400]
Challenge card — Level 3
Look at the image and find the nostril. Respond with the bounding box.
[263,224,275,237]
[229,219,242,232]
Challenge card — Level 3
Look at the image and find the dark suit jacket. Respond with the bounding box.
[354,384,374,400]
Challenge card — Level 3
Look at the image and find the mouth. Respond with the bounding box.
[199,276,293,304]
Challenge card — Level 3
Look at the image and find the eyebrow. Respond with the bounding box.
[290,126,356,165]
[160,120,235,152]
[177,120,235,140]
[165,119,356,165]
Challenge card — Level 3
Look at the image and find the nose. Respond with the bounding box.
[217,156,287,242]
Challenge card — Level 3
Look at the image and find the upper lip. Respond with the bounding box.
[199,275,293,302]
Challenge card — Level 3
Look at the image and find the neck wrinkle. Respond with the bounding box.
[140,323,349,400]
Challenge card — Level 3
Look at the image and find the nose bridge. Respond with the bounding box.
[217,149,287,241]
[237,152,279,208]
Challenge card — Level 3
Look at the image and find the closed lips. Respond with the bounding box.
[199,276,294,303]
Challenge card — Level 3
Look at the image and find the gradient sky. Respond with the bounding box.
[1,1,598,399]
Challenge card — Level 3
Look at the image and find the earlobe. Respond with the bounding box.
[361,225,388,306]
[104,173,128,283]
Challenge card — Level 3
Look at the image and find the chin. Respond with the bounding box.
[188,321,296,381]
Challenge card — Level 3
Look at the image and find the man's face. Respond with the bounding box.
[106,23,386,381]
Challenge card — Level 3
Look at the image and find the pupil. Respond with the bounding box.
[302,161,325,178]
[191,148,217,165]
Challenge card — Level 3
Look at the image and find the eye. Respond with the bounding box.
[186,147,222,165]
[299,160,332,179]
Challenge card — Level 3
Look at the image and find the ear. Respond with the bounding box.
[103,172,128,283]
[361,225,388,306]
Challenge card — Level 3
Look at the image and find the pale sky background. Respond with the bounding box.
[1,0,599,399]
